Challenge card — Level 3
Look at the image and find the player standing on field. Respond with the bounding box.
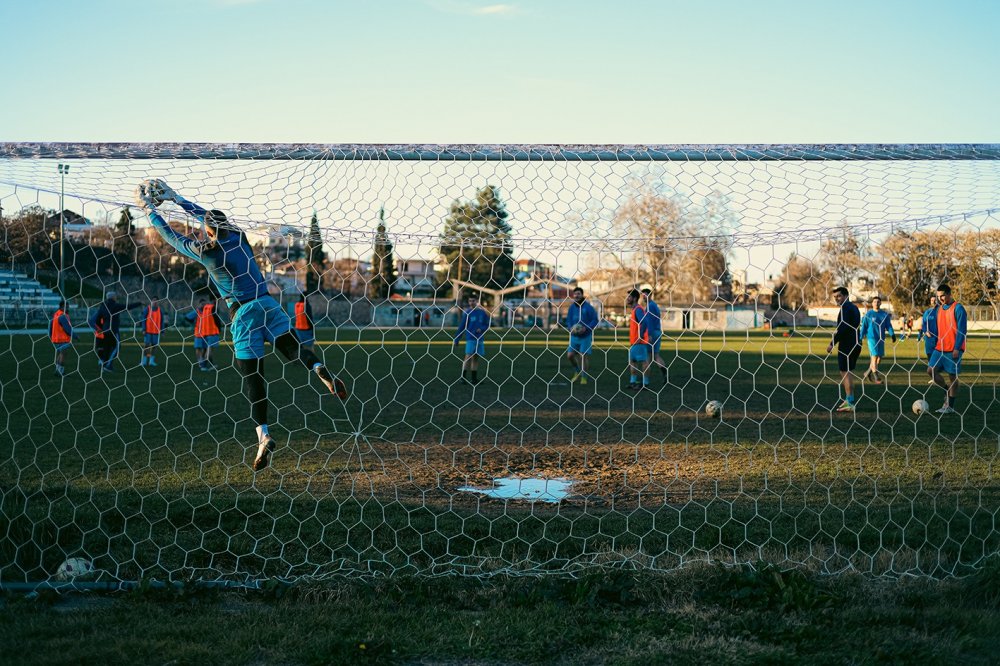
[89,291,142,373]
[187,297,223,371]
[929,284,967,415]
[136,179,348,471]
[640,286,668,384]
[565,286,598,385]
[140,297,166,367]
[454,294,490,385]
[626,289,651,391]
[50,300,78,377]
[291,293,315,352]
[860,296,896,385]
[917,295,938,384]
[826,286,861,412]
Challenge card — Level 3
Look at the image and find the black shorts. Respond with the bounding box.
[837,345,861,372]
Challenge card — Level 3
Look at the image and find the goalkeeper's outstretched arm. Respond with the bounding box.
[135,180,204,261]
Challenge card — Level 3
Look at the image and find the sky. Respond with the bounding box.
[1,0,999,143]
[1,0,999,284]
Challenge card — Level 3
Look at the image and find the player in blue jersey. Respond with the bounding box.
[641,286,668,384]
[917,295,938,384]
[454,294,491,385]
[565,287,599,385]
[859,296,896,385]
[136,179,348,472]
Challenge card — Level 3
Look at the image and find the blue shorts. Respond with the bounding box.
[230,296,291,360]
[464,338,486,357]
[568,334,593,355]
[629,343,650,363]
[929,349,963,375]
[53,342,72,352]
[867,339,885,357]
[144,333,160,346]
[295,328,315,345]
[194,335,220,350]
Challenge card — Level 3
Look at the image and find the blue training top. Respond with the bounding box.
[455,307,491,342]
[644,298,663,335]
[860,309,894,342]
[148,198,269,306]
[566,301,599,337]
[918,305,938,355]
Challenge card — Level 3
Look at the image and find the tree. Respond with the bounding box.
[774,253,827,311]
[112,207,136,275]
[0,205,54,270]
[954,229,1000,317]
[369,207,396,300]
[683,239,734,302]
[819,222,870,290]
[439,185,514,295]
[878,230,957,311]
[306,210,326,295]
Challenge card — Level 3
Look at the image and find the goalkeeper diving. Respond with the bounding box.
[135,179,348,472]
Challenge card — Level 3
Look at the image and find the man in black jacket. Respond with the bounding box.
[825,286,861,412]
[89,291,142,372]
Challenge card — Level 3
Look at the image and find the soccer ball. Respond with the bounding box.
[705,400,722,418]
[55,557,95,581]
[912,399,930,416]
[570,323,587,336]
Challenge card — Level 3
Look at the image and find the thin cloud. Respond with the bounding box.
[425,1,520,17]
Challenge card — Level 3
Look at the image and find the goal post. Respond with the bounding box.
[0,143,998,585]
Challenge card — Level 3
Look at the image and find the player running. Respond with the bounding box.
[565,287,598,385]
[826,287,862,412]
[859,296,896,385]
[135,179,348,471]
[49,300,78,377]
[929,284,967,415]
[454,294,490,385]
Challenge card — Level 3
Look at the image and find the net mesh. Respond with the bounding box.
[0,143,998,582]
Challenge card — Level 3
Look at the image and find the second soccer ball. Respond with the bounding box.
[705,400,723,418]
[912,399,930,416]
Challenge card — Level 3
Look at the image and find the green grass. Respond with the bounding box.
[1,328,999,583]
[4,562,1000,665]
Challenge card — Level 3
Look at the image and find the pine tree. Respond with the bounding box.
[306,210,325,294]
[369,207,396,300]
[113,207,136,275]
[439,185,514,295]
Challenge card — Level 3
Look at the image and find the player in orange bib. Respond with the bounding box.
[140,297,167,367]
[928,284,967,415]
[49,300,78,378]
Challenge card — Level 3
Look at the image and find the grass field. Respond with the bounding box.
[1,327,998,583]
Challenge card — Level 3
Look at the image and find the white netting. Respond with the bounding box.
[0,143,998,582]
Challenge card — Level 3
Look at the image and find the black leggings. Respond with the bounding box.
[236,332,323,426]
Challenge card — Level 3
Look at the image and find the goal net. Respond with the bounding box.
[1,143,998,584]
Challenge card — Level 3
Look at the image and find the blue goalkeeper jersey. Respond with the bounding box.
[566,301,598,337]
[919,305,938,355]
[860,309,894,342]
[455,307,491,342]
[147,199,269,306]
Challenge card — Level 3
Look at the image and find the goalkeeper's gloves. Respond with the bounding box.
[134,182,155,209]
[150,179,179,203]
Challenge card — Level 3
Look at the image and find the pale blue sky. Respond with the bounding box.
[2,0,998,142]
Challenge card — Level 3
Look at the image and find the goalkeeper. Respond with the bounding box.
[135,180,348,472]
[565,287,598,385]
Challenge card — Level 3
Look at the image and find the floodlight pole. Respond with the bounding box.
[57,163,70,296]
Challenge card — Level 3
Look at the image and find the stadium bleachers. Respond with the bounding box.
[0,270,65,326]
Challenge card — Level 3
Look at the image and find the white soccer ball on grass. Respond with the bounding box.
[705,400,723,418]
[55,557,95,581]
[912,399,930,416]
